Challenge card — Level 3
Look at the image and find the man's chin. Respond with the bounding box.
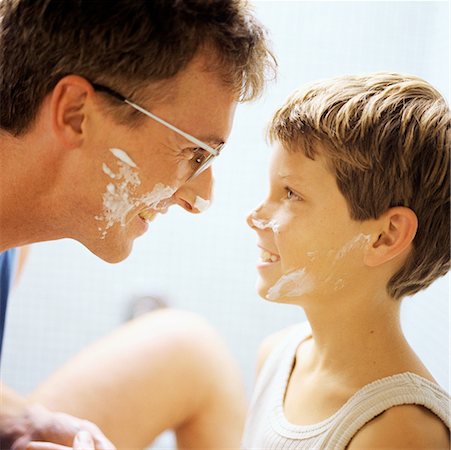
[79,236,134,264]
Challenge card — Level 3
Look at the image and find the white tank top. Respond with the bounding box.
[241,322,451,449]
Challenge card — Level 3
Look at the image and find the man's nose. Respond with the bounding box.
[173,167,214,214]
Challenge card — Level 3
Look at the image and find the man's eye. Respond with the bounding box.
[191,148,206,165]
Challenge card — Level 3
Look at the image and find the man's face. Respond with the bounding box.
[67,55,236,262]
[247,143,371,304]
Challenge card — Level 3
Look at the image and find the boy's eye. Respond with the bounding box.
[284,187,302,201]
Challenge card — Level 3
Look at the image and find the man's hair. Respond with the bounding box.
[0,0,276,135]
[269,72,450,299]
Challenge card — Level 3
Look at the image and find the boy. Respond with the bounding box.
[243,73,450,448]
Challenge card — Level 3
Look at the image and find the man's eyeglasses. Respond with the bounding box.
[92,83,224,181]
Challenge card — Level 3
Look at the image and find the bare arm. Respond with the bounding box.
[347,404,450,449]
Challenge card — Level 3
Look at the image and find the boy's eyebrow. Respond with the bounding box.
[279,173,312,192]
[279,173,303,183]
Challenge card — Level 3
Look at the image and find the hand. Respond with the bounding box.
[26,430,96,450]
[3,404,115,450]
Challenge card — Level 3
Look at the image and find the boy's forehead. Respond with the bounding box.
[271,142,330,182]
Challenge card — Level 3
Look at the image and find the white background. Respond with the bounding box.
[3,1,449,448]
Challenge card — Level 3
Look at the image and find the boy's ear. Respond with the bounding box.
[364,207,418,267]
[50,75,94,149]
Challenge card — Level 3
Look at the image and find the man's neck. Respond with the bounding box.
[0,132,64,251]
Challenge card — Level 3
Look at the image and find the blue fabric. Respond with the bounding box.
[0,248,16,363]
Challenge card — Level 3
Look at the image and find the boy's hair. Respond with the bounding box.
[269,73,450,299]
[0,0,276,135]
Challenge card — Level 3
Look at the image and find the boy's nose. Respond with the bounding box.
[246,204,264,230]
[173,167,213,214]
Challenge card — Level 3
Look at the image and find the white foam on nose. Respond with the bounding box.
[251,218,280,232]
[194,196,210,212]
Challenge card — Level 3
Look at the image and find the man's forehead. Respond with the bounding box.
[158,60,237,146]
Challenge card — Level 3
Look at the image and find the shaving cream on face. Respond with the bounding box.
[110,148,137,168]
[140,183,177,211]
[266,268,313,301]
[335,233,371,260]
[96,148,176,238]
[194,196,210,212]
[102,163,116,179]
[319,233,371,288]
[251,218,280,233]
[96,161,141,235]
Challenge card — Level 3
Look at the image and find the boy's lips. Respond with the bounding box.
[258,244,280,263]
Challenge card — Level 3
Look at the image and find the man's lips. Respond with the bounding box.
[138,205,169,223]
[138,210,156,223]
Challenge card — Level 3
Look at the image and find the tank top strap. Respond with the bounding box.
[323,372,451,448]
[249,321,312,411]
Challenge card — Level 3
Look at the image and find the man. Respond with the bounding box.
[0,1,275,448]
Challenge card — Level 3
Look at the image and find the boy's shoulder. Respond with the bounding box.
[256,324,304,376]
[347,403,450,449]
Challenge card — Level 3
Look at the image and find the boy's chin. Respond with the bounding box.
[256,279,277,302]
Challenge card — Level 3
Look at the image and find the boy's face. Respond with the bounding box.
[248,142,372,304]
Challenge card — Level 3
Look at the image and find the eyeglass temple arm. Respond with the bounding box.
[92,83,219,157]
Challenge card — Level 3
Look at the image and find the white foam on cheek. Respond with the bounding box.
[96,148,176,238]
[96,148,141,237]
[96,161,141,235]
[266,268,314,301]
[140,183,176,210]
[110,148,137,168]
[252,218,280,233]
[102,163,116,179]
[335,233,371,260]
[194,196,210,212]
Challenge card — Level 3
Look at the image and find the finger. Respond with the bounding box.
[91,434,116,450]
[26,443,71,450]
[73,431,95,450]
[81,421,116,450]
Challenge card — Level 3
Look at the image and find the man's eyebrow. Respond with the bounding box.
[179,134,225,147]
[195,135,225,146]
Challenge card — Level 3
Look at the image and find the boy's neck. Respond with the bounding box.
[298,291,421,382]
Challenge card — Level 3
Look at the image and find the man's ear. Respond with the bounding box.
[50,75,94,148]
[364,207,418,267]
